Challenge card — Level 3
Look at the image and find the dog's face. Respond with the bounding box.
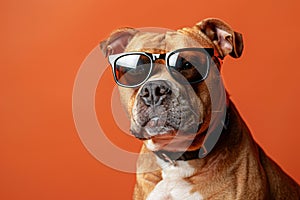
[101,19,243,152]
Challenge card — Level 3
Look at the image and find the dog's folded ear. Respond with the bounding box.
[195,18,243,59]
[100,28,138,57]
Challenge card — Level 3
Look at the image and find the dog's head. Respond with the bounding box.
[100,18,243,152]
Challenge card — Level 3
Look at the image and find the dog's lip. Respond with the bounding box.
[133,122,203,140]
[148,127,203,141]
[144,117,164,127]
[151,132,196,141]
[151,132,177,140]
[135,131,176,141]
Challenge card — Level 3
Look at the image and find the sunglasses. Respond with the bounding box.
[108,48,214,88]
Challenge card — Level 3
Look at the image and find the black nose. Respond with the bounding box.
[139,80,172,106]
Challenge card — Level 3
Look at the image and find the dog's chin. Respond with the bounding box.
[130,121,203,151]
[145,129,209,152]
[131,121,201,139]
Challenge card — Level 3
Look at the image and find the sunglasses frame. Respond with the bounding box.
[108,48,214,88]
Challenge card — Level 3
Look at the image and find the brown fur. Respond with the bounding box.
[100,18,300,200]
[133,103,300,199]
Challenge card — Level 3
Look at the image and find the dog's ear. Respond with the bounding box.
[195,18,243,59]
[100,28,138,57]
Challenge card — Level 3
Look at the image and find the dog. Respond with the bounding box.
[100,18,300,200]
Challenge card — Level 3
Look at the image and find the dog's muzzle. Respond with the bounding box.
[130,80,200,140]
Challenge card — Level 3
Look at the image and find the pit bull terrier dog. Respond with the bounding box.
[100,18,300,200]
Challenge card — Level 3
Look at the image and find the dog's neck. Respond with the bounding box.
[138,104,247,180]
[156,156,199,179]
[154,148,202,164]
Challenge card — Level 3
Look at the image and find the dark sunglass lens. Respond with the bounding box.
[114,54,151,86]
[168,49,210,83]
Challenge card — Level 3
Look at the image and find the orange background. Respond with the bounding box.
[1,0,300,199]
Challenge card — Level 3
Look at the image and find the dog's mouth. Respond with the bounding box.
[131,113,202,140]
[130,97,203,144]
[143,116,178,138]
[138,120,206,152]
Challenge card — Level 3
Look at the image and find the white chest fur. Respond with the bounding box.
[146,157,203,200]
